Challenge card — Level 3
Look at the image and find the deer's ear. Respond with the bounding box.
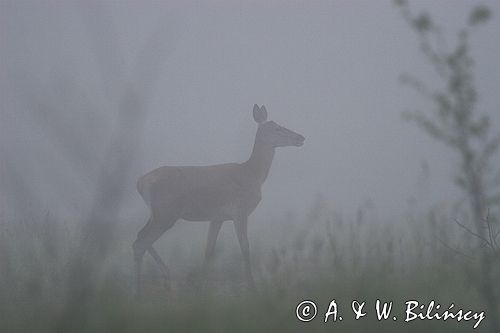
[253,104,267,123]
[260,105,268,119]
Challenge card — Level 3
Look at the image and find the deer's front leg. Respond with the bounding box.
[234,216,256,290]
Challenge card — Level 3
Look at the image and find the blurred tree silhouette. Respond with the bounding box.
[11,2,181,332]
[395,1,499,332]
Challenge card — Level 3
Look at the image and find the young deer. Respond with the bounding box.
[133,104,304,293]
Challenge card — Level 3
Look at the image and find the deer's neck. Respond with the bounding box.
[244,138,275,185]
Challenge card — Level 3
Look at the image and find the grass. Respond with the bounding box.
[0,201,497,332]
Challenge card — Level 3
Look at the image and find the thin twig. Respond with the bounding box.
[492,225,500,250]
[483,208,498,250]
[495,228,500,242]
[435,236,474,261]
[454,218,492,249]
[485,209,493,246]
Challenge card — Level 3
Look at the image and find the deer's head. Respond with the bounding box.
[253,104,305,148]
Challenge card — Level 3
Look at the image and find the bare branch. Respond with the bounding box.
[454,218,492,249]
[483,208,498,250]
[495,228,500,243]
[435,236,474,260]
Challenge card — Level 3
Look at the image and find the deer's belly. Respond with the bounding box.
[178,191,261,222]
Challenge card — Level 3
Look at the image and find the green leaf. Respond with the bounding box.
[468,116,489,137]
[469,6,491,26]
[393,0,407,7]
[413,13,432,32]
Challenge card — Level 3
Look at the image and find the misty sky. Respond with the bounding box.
[1,0,499,225]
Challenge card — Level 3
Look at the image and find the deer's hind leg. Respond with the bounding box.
[133,202,179,296]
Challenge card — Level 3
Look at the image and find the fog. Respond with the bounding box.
[1,1,500,332]
[2,1,499,224]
